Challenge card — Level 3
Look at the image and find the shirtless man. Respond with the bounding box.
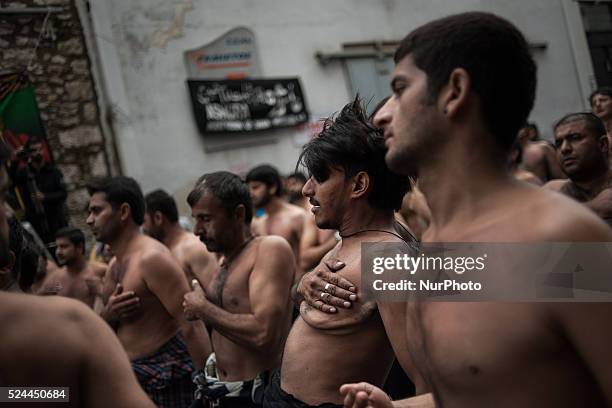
[247,164,307,265]
[517,123,565,182]
[303,12,612,408]
[262,98,416,407]
[182,171,294,407]
[299,212,337,272]
[590,87,612,160]
[508,140,543,186]
[285,172,309,210]
[37,227,106,309]
[0,142,154,407]
[87,176,211,407]
[397,182,432,240]
[144,189,217,284]
[544,112,612,226]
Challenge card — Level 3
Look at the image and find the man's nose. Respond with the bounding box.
[302,178,314,197]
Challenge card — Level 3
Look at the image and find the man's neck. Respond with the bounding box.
[338,203,395,238]
[263,196,284,215]
[108,226,141,259]
[571,168,612,197]
[418,132,512,232]
[221,226,253,261]
[66,256,87,275]
[162,223,185,250]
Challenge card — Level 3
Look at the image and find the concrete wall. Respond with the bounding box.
[89,0,596,212]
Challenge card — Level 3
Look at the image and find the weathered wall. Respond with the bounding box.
[0,0,116,234]
[89,0,595,216]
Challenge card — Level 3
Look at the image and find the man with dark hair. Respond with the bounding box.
[87,176,211,407]
[285,172,308,209]
[516,122,565,182]
[544,112,612,226]
[263,97,416,407]
[297,12,612,408]
[144,189,217,285]
[183,171,294,408]
[590,87,612,160]
[36,226,106,308]
[247,164,306,269]
[9,136,68,244]
[0,143,154,407]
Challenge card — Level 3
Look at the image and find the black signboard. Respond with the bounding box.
[187,78,309,133]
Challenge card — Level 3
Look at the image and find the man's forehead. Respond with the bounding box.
[555,120,589,137]
[89,191,109,205]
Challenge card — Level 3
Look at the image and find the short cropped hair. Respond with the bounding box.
[55,226,86,252]
[145,189,179,223]
[87,176,145,225]
[395,12,536,151]
[297,96,409,211]
[245,164,283,197]
[187,171,253,225]
[553,112,607,140]
[590,87,612,106]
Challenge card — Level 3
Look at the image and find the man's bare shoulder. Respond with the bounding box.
[543,179,568,192]
[256,235,294,258]
[0,293,93,352]
[519,188,612,241]
[88,261,108,278]
[282,202,308,219]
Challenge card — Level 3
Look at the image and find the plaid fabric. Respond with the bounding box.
[132,332,195,408]
[192,353,268,407]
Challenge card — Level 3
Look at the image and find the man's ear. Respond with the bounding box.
[119,203,131,223]
[599,134,609,155]
[234,204,246,223]
[153,210,164,226]
[439,67,471,118]
[351,171,370,199]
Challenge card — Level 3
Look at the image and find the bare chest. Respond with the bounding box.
[205,254,254,313]
[405,302,562,388]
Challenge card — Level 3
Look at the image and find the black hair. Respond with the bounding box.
[245,164,283,197]
[395,12,536,152]
[8,217,23,280]
[553,112,607,140]
[187,171,253,224]
[55,226,86,252]
[86,176,145,225]
[590,87,612,106]
[145,189,179,223]
[297,96,409,211]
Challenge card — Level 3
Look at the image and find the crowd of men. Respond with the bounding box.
[1,10,612,408]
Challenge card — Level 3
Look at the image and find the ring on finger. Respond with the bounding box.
[320,291,327,300]
[324,283,331,292]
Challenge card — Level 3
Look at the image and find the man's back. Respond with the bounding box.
[252,201,306,263]
[0,292,154,408]
[521,142,564,182]
[169,230,217,285]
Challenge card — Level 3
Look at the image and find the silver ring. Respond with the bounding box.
[324,283,331,292]
[320,291,326,300]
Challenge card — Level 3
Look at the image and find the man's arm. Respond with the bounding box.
[542,179,566,192]
[183,236,294,350]
[585,188,612,220]
[299,214,338,272]
[142,251,211,369]
[184,239,218,288]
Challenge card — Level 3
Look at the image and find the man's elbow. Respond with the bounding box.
[252,327,279,350]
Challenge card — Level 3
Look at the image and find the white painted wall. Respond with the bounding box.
[89,0,595,207]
